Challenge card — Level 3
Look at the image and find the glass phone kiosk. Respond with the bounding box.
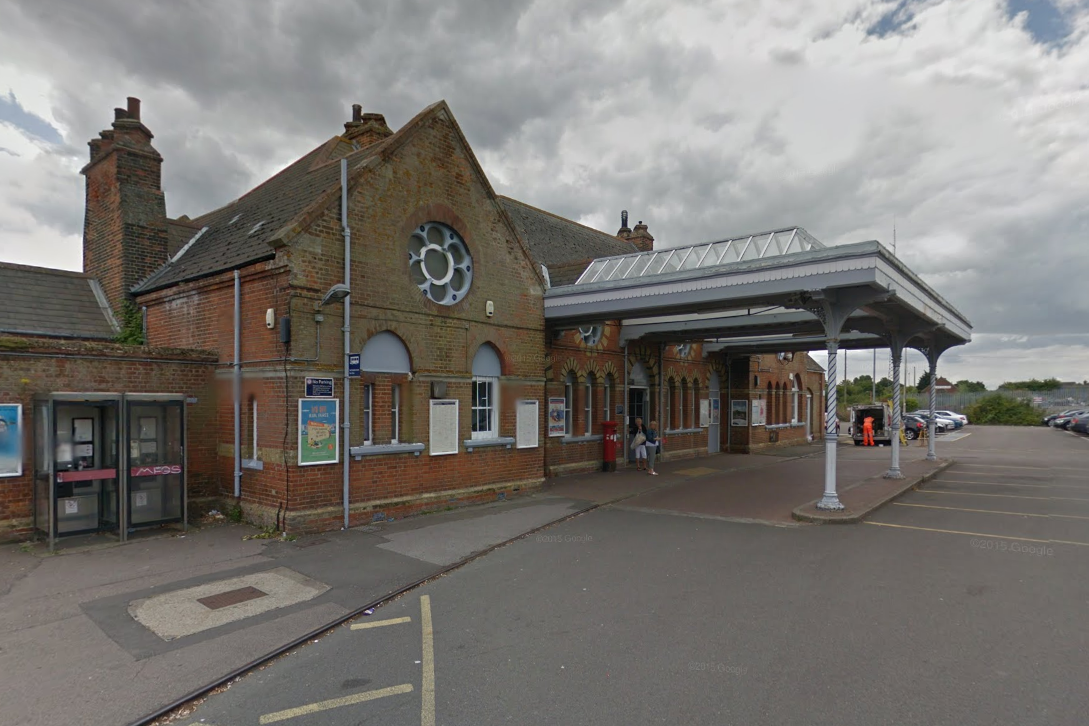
[33,393,187,551]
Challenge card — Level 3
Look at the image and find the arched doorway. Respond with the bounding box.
[628,360,649,463]
[708,370,721,454]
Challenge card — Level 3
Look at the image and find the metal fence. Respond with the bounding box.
[932,386,1089,414]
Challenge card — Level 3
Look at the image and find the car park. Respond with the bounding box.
[933,409,969,426]
[901,414,931,439]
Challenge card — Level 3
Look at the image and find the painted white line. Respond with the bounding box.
[259,684,414,724]
[421,595,436,726]
[893,502,1089,521]
[350,616,412,630]
[863,521,1089,547]
[919,490,1089,502]
[935,479,1089,491]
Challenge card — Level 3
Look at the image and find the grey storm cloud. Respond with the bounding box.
[1,0,1087,384]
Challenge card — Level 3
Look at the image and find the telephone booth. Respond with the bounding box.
[33,393,187,551]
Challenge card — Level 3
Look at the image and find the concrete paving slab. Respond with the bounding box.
[129,567,330,641]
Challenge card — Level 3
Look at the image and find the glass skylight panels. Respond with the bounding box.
[644,253,669,276]
[580,260,607,283]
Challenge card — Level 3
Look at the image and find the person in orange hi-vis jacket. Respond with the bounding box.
[862,415,875,446]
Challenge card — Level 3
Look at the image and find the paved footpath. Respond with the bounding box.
[0,434,952,726]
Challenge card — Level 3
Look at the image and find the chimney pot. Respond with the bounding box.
[114,107,127,121]
[127,97,141,120]
[621,210,628,228]
[352,104,362,122]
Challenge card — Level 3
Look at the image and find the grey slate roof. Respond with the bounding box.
[134,136,368,294]
[498,197,638,283]
[0,262,118,339]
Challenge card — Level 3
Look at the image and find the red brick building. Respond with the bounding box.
[0,97,823,543]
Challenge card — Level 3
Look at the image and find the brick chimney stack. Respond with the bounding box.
[630,220,654,252]
[616,209,632,240]
[81,96,168,317]
[343,103,393,147]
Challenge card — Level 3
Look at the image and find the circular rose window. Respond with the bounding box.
[408,222,473,305]
[675,343,692,358]
[579,325,603,347]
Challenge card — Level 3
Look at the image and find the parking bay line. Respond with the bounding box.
[422,595,436,726]
[935,478,1089,491]
[863,521,1089,547]
[917,490,1089,503]
[258,684,414,724]
[893,502,1089,521]
[350,616,412,630]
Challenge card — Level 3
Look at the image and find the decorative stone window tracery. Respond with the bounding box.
[408,222,473,305]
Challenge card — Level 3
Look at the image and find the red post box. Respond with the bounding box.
[602,420,618,472]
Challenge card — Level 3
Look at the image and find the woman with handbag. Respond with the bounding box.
[645,420,661,475]
[629,417,648,471]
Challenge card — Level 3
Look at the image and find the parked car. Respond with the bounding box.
[1070,414,1089,434]
[1052,410,1089,430]
[910,410,959,430]
[901,414,934,439]
[933,409,969,426]
[1044,409,1080,426]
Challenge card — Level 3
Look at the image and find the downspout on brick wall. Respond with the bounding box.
[340,157,351,530]
[234,270,241,499]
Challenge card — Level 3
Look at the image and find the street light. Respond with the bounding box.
[320,283,351,308]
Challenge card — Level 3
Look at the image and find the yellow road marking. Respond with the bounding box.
[421,595,435,726]
[893,502,1089,521]
[258,684,414,724]
[919,490,1089,502]
[863,521,1089,547]
[350,616,412,630]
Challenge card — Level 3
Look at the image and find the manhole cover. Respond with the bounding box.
[197,586,268,610]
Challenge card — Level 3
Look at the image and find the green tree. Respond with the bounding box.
[964,394,1040,426]
[955,380,987,393]
[998,378,1061,392]
[916,370,932,391]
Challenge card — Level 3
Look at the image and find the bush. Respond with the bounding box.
[964,394,1040,426]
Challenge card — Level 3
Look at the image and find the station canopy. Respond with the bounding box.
[546,226,972,355]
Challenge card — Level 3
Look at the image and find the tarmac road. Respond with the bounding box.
[178,426,1089,726]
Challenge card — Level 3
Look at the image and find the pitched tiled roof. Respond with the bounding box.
[498,197,638,283]
[0,262,118,339]
[804,353,825,373]
[134,136,380,294]
[166,217,201,258]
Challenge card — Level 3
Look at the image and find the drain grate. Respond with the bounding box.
[197,586,268,610]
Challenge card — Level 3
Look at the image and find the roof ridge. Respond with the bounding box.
[0,260,90,277]
[498,196,638,252]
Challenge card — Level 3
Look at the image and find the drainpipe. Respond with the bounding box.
[233,270,242,499]
[341,158,352,530]
[726,354,732,452]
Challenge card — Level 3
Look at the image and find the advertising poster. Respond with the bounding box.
[547,397,566,437]
[751,399,767,427]
[429,399,459,456]
[711,398,721,425]
[0,404,22,477]
[730,400,748,428]
[298,398,339,466]
[699,399,710,428]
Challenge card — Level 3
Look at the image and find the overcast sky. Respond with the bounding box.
[1,0,1087,389]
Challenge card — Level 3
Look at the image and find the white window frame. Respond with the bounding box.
[363,383,374,445]
[564,373,575,436]
[792,377,799,424]
[604,375,612,422]
[471,376,498,440]
[391,384,401,444]
[584,375,594,435]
